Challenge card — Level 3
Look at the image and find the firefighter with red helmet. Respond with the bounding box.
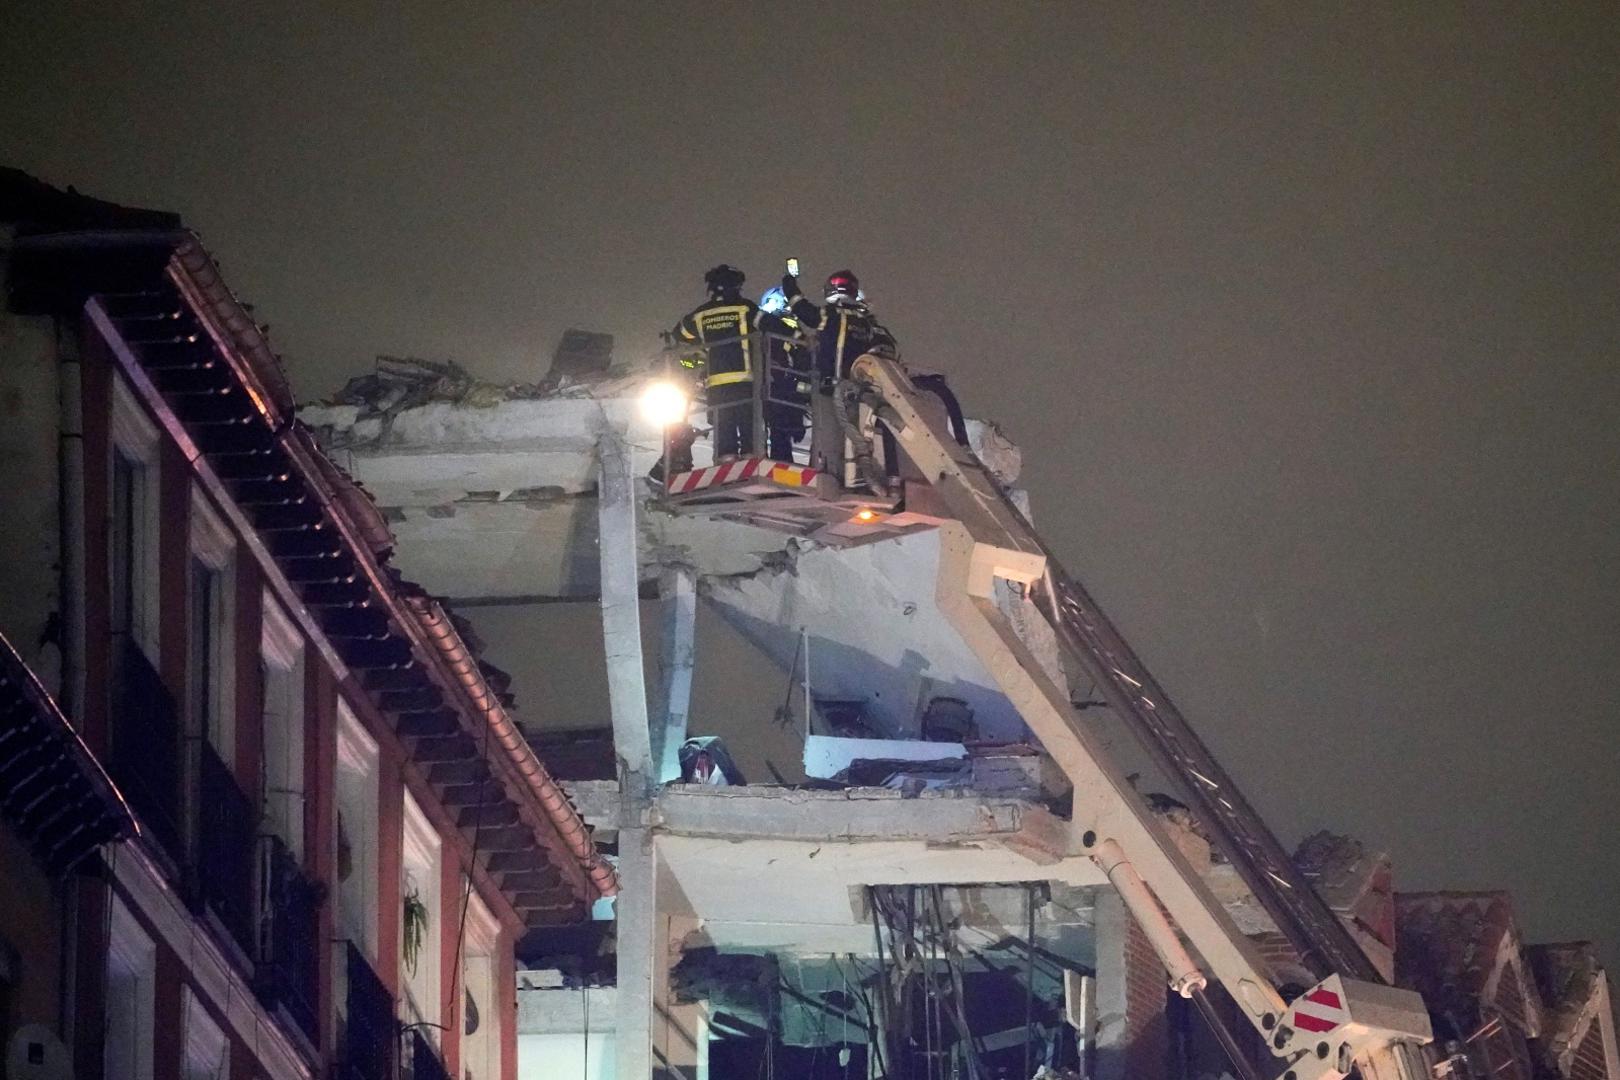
[672,264,795,460]
[778,264,898,391]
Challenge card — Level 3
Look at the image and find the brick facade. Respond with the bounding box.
[1094,890,1170,1080]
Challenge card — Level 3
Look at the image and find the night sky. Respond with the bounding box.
[5,5,1617,966]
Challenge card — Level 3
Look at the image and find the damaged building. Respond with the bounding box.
[299,339,1620,1080]
[0,167,1614,1080]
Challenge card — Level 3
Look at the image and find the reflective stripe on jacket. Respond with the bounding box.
[673,299,796,388]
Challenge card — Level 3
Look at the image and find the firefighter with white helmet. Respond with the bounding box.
[758,285,812,463]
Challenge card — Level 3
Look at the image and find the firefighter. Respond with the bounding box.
[672,265,794,460]
[758,286,811,463]
[778,265,898,391]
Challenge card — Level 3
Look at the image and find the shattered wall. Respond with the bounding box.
[470,599,811,784]
[301,361,1060,776]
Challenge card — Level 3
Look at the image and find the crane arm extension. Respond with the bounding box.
[848,354,1431,1079]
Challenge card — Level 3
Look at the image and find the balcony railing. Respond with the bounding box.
[196,739,257,957]
[108,639,183,859]
[406,1027,453,1080]
[256,832,322,1044]
[344,942,396,1080]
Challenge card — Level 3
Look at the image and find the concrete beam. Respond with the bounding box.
[653,785,1074,847]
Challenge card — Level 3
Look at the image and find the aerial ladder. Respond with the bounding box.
[653,345,1434,1080]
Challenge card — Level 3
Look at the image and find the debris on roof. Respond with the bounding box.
[549,328,614,378]
[331,343,629,421]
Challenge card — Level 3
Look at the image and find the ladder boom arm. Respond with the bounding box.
[849,354,1432,1078]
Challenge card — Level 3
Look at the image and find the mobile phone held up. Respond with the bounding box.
[786,257,800,278]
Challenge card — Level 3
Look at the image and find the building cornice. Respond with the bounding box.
[79,235,610,927]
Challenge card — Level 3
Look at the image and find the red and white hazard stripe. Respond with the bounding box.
[668,458,819,495]
[1289,983,1348,1034]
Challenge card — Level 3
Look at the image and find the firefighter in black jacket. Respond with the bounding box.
[673,265,795,459]
[759,286,811,463]
[779,267,898,390]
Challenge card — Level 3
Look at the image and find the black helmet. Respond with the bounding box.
[704,264,746,297]
[825,269,860,303]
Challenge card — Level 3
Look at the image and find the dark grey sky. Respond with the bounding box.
[6,3,1617,965]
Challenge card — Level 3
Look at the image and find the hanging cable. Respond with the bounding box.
[774,632,804,730]
[1024,884,1037,1080]
[866,894,893,1079]
[930,886,986,1080]
[842,955,852,1080]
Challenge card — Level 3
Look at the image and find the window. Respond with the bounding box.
[335,701,380,959]
[188,491,237,763]
[110,377,161,663]
[181,987,229,1080]
[110,454,139,640]
[260,596,306,861]
[400,790,442,1041]
[104,895,156,1080]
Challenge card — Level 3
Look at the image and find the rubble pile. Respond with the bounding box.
[329,330,625,421]
[331,354,561,416]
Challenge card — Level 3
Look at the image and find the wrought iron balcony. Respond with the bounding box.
[108,639,183,860]
[406,1027,452,1080]
[196,739,257,957]
[343,942,396,1080]
[256,832,322,1044]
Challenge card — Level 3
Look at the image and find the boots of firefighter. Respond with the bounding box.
[649,423,698,484]
[669,423,697,473]
[766,423,797,463]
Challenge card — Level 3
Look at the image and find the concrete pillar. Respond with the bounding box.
[597,432,653,788]
[652,567,696,784]
[600,435,706,1078]
[1093,890,1170,1080]
[616,833,708,1080]
[615,827,657,1080]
